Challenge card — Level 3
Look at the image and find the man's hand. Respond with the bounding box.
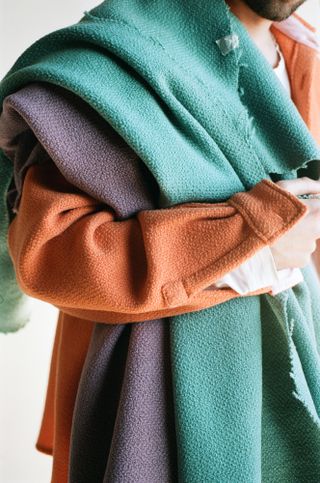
[269,177,320,271]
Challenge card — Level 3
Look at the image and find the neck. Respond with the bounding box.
[225,0,279,67]
[226,0,272,37]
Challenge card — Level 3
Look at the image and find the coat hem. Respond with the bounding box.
[35,441,53,456]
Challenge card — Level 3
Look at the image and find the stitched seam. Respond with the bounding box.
[228,193,305,243]
[83,11,299,187]
[181,234,262,297]
[79,12,242,164]
[162,285,174,306]
[161,280,188,306]
[161,285,170,306]
[259,179,308,211]
[82,12,253,142]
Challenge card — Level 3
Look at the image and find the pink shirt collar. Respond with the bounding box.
[272,14,320,52]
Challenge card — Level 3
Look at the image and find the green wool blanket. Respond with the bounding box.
[1,0,320,480]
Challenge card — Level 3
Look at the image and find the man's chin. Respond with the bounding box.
[241,0,306,22]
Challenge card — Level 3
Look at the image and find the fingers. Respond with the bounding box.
[299,199,320,239]
[276,177,320,196]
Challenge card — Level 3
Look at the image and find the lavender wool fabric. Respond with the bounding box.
[0,82,178,482]
[0,82,159,218]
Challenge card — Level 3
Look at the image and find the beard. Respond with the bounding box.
[241,0,307,21]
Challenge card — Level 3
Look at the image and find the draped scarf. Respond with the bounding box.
[1,0,320,480]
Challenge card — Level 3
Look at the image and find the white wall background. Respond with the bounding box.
[0,1,319,482]
[0,3,100,482]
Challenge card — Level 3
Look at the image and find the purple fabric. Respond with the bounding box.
[71,321,177,483]
[0,82,178,482]
[0,82,159,218]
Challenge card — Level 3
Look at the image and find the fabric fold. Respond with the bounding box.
[1,0,320,481]
[69,320,177,483]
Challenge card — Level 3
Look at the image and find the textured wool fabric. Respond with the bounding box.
[1,0,320,481]
[1,85,306,323]
[0,82,314,482]
[2,83,304,322]
[1,0,320,332]
[0,77,302,299]
[69,320,178,482]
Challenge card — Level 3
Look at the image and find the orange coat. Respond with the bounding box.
[6,15,320,483]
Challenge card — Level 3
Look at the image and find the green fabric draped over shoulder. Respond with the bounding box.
[1,0,320,479]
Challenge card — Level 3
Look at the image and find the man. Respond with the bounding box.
[1,0,320,481]
[225,1,320,277]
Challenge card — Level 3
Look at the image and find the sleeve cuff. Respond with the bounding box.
[213,245,281,294]
[213,245,304,295]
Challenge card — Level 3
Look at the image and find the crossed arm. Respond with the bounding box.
[7,155,307,324]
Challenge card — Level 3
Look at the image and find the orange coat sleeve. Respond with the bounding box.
[7,158,307,324]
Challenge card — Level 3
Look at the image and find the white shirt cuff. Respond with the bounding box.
[213,245,303,295]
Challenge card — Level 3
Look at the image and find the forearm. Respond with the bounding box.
[7,159,307,323]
